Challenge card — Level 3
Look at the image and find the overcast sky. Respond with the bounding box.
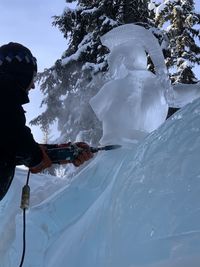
[0,1,200,143]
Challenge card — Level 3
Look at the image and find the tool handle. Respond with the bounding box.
[46,145,78,163]
[20,185,30,209]
[46,144,121,163]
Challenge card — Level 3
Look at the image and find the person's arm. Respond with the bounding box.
[1,101,51,172]
[13,106,43,165]
[3,103,93,173]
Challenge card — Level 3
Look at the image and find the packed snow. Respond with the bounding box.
[1,24,200,267]
[1,92,200,267]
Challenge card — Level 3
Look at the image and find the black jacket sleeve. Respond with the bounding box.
[0,91,43,167]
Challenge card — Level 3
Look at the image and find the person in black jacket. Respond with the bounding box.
[0,42,93,200]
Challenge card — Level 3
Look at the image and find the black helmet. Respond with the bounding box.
[0,42,37,90]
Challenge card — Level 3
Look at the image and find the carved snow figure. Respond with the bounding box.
[90,24,171,145]
[90,24,200,145]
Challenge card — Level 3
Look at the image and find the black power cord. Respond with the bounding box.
[19,209,26,267]
[18,170,31,267]
[17,144,121,266]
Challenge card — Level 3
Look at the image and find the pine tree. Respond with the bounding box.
[154,0,200,84]
[31,0,151,145]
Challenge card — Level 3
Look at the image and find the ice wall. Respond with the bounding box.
[1,97,200,267]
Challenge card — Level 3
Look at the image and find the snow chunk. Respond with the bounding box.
[155,0,178,16]
[170,82,200,108]
[148,1,156,11]
[81,7,98,15]
[100,15,118,26]
[61,33,92,66]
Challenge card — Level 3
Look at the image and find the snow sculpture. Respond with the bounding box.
[90,24,200,145]
[90,24,170,145]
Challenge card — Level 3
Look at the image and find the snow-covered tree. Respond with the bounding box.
[31,0,151,145]
[153,0,200,84]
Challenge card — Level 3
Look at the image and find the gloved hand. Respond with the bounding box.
[71,142,93,167]
[29,145,52,174]
[58,142,93,167]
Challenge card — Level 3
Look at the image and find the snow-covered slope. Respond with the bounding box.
[1,97,200,267]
